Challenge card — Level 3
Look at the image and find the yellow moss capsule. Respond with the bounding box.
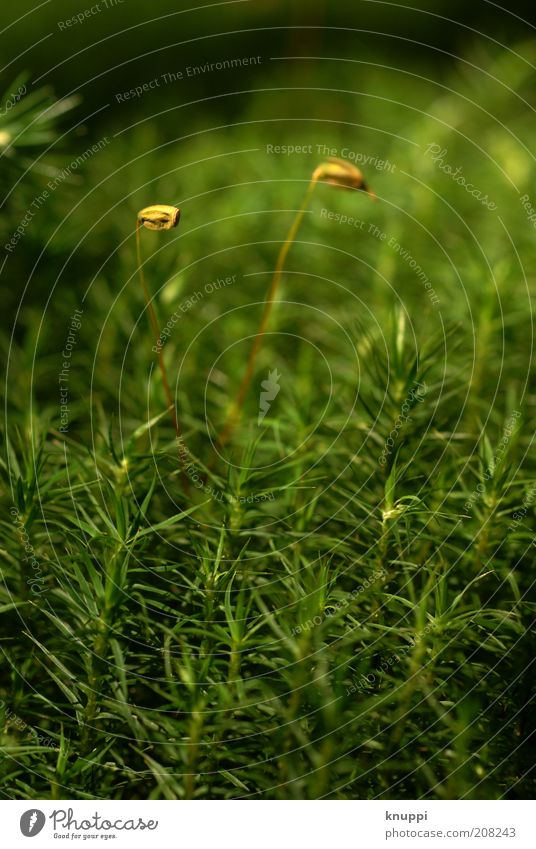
[313,157,377,200]
[137,204,181,231]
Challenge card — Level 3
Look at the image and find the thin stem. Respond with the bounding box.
[217,177,318,449]
[136,223,190,493]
